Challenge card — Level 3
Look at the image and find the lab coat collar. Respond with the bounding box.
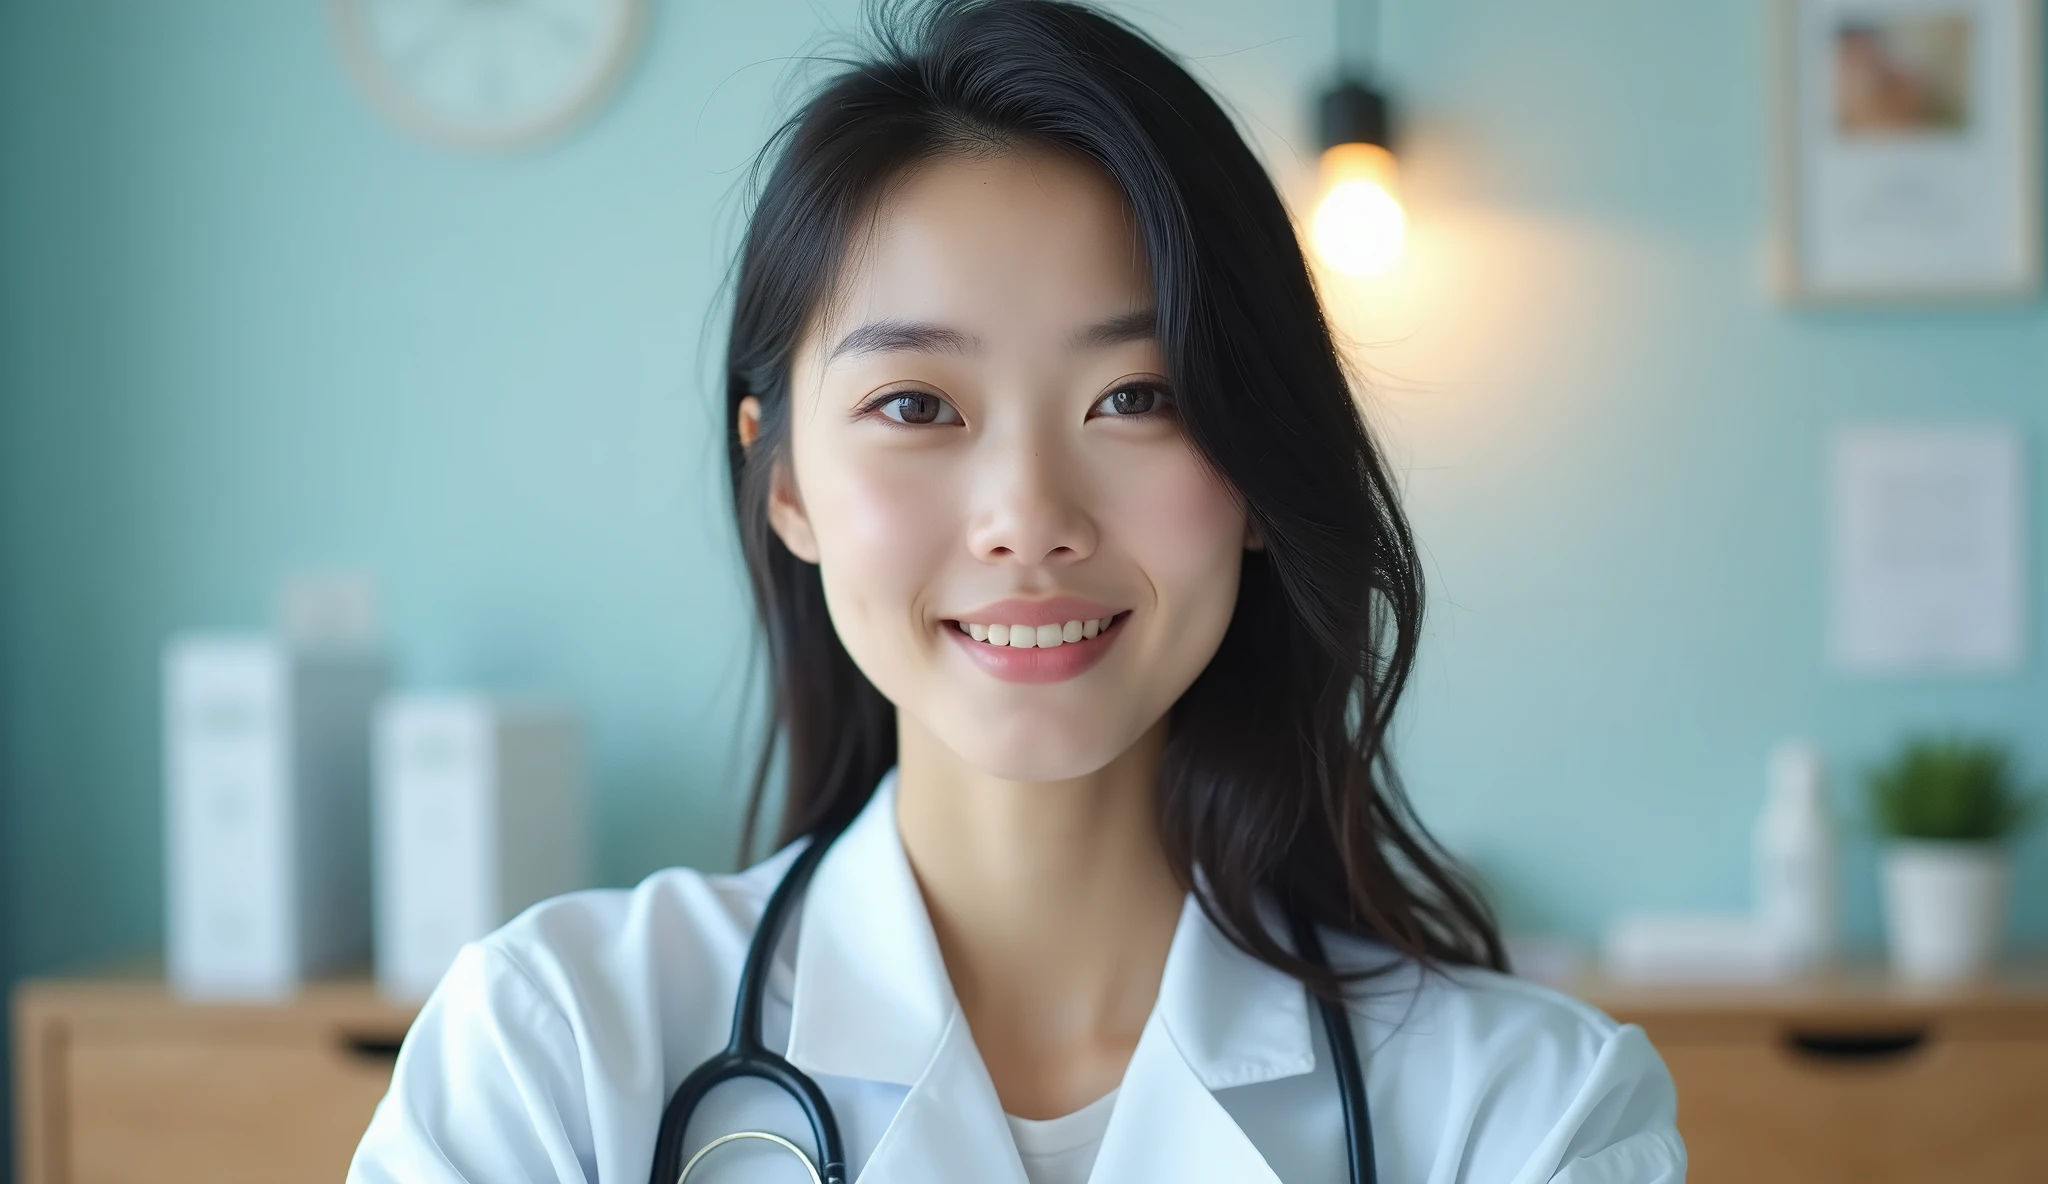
[783,767,956,1087]
[1152,888,1318,1090]
[782,766,1312,1181]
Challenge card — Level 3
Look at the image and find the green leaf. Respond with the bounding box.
[1862,734,2043,842]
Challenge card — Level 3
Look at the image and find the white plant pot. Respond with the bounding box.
[1881,841,2009,983]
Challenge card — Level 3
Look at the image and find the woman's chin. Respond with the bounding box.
[965,749,1113,786]
[925,719,1136,787]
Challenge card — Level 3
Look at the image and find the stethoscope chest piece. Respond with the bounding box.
[677,1129,824,1184]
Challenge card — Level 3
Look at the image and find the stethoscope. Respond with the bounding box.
[646,822,1378,1184]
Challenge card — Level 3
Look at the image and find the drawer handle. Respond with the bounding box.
[341,1032,408,1062]
[1783,1029,1928,1062]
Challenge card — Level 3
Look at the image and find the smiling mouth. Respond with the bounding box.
[946,611,1131,650]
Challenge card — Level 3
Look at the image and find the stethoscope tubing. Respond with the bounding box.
[1290,911,1379,1184]
[648,828,849,1184]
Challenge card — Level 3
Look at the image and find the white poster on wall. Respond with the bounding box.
[1830,424,2026,672]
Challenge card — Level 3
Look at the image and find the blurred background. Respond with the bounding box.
[3,0,2046,1180]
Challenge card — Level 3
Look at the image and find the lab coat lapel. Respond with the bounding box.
[1086,894,1310,1184]
[854,1007,1031,1184]
[779,769,1029,1182]
[783,768,953,1087]
[1087,1010,1284,1183]
[778,768,1312,1183]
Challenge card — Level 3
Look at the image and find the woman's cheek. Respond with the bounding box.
[806,450,954,655]
[1117,446,1246,610]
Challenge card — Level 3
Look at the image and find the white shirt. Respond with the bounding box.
[1008,1088,1118,1184]
[349,767,1686,1183]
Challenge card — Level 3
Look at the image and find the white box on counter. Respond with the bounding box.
[164,636,387,1000]
[372,695,585,1001]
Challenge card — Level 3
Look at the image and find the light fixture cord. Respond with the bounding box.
[1336,0,1381,83]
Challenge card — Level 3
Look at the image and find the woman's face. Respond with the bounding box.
[751,147,1253,783]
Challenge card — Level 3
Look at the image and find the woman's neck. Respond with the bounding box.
[893,718,1186,1120]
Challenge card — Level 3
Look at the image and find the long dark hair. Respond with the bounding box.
[724,0,1505,993]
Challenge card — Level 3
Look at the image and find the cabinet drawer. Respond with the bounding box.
[13,977,417,1184]
[1658,1029,2048,1184]
[62,1033,401,1184]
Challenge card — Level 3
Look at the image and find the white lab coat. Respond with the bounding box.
[349,768,1685,1183]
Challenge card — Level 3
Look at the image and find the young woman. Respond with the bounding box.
[351,2,1684,1181]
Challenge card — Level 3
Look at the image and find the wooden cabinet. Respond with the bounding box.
[12,975,417,1184]
[1578,965,2048,1184]
[15,964,2048,1182]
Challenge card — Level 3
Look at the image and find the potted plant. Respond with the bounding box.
[1865,736,2039,983]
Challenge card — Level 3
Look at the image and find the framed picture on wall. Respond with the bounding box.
[1772,0,2043,302]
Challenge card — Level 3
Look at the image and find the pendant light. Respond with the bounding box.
[1311,0,1404,277]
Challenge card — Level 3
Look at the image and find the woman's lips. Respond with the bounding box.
[950,595,1124,628]
[943,610,1129,684]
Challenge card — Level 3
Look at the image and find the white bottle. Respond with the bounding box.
[1754,740,1838,975]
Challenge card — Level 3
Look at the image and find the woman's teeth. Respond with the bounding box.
[957,617,1107,648]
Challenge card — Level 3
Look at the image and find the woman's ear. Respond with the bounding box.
[769,468,821,564]
[737,394,764,451]
[739,395,822,564]
[1243,516,1266,552]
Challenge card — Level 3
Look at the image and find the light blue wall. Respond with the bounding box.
[1372,2,2048,941]
[3,0,2045,1158]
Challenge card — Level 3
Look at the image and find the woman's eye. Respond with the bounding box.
[870,391,961,426]
[1091,383,1175,418]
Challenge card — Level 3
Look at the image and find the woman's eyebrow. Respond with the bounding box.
[827,308,1158,363]
[828,319,982,361]
[1070,307,1157,349]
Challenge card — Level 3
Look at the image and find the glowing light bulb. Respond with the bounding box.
[1311,142,1405,277]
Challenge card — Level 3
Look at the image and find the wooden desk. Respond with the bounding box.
[1577,964,2048,1184]
[16,963,2048,1183]
[12,974,417,1184]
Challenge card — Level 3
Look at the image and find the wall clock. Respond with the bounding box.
[332,0,649,152]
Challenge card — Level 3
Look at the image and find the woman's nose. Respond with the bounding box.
[964,435,1099,567]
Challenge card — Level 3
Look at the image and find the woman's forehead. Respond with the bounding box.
[807,148,1155,362]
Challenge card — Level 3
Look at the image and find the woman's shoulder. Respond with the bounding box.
[352,848,808,1181]
[1325,934,1686,1182]
[1320,930,1624,1051]
[469,842,804,1007]
[1410,960,1626,1047]
[488,845,796,960]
